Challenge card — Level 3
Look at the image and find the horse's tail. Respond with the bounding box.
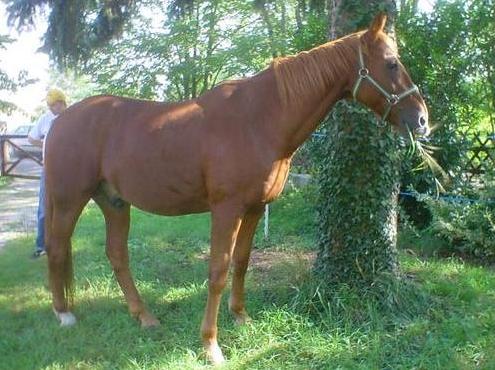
[45,183,74,310]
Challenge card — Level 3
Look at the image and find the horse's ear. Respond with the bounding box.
[369,13,387,37]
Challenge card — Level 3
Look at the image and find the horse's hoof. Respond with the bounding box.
[53,308,77,327]
[231,309,252,326]
[235,314,252,326]
[139,312,160,328]
[205,343,225,365]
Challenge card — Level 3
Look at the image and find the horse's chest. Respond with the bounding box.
[262,158,291,203]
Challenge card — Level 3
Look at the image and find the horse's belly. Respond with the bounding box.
[132,187,209,216]
[136,193,210,216]
[114,175,209,216]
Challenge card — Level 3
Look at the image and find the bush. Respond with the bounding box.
[399,193,432,229]
[424,176,495,261]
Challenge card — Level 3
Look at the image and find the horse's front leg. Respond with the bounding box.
[229,207,263,325]
[201,203,243,364]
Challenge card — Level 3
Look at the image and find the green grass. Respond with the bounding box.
[1,190,495,369]
[0,175,12,188]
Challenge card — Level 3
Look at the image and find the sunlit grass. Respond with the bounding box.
[0,175,13,188]
[1,190,495,369]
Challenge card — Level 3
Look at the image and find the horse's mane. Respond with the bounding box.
[272,33,361,108]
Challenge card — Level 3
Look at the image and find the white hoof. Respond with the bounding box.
[53,308,77,327]
[206,343,225,365]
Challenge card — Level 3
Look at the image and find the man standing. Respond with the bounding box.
[29,88,67,258]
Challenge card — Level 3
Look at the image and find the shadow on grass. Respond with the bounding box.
[1,203,495,369]
[0,229,312,369]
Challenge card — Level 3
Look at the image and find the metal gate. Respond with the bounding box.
[0,134,42,180]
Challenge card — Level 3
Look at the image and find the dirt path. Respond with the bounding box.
[0,161,41,252]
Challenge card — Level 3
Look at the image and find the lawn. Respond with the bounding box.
[0,175,12,188]
[1,189,494,369]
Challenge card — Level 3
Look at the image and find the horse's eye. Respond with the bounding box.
[387,61,398,71]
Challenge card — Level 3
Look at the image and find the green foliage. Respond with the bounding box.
[291,12,328,51]
[0,35,34,114]
[0,176,12,187]
[292,271,433,332]
[397,0,495,193]
[315,102,403,285]
[257,186,318,250]
[83,0,272,100]
[82,0,330,101]
[3,0,332,95]
[422,171,495,261]
[331,0,397,33]
[313,0,406,288]
[426,198,495,261]
[5,0,136,69]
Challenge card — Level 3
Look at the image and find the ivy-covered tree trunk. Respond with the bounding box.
[315,0,401,286]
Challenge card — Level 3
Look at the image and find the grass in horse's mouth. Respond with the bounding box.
[405,124,449,195]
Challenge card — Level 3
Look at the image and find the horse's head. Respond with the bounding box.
[351,13,429,138]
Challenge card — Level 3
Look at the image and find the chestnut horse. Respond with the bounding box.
[44,14,428,363]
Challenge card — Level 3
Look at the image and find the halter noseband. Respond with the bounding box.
[352,44,419,126]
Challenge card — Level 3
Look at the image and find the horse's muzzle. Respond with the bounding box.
[414,115,429,137]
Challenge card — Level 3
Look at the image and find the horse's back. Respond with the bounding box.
[45,95,210,214]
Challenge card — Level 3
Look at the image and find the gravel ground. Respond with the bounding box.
[0,160,41,252]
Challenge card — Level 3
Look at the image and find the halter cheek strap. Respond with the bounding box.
[352,45,419,126]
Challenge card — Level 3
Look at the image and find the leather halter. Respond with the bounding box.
[352,45,419,125]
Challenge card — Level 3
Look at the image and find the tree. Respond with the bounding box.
[4,0,136,69]
[0,34,34,114]
[80,0,327,102]
[314,0,402,286]
[3,0,330,74]
[0,36,18,114]
[81,0,276,101]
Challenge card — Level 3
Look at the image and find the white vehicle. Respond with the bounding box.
[8,125,42,160]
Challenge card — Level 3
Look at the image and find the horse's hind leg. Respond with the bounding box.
[229,208,263,325]
[94,196,159,327]
[48,198,88,326]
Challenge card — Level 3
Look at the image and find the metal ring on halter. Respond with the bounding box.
[358,68,369,77]
[388,95,399,106]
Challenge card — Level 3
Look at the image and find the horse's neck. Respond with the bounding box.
[261,39,355,156]
[281,80,347,154]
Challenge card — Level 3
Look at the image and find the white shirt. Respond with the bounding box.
[28,110,56,161]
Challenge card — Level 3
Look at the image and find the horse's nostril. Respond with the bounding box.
[419,116,427,127]
[415,126,427,136]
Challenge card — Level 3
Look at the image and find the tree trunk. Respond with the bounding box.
[258,2,278,58]
[295,0,305,32]
[315,0,400,286]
